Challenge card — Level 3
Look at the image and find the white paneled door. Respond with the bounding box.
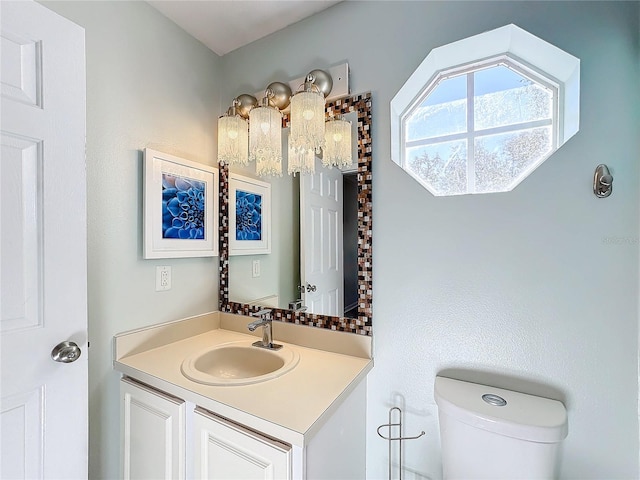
[300,158,344,317]
[1,1,87,478]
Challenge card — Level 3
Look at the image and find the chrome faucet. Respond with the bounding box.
[247,309,282,350]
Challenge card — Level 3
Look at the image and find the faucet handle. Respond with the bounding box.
[252,308,272,319]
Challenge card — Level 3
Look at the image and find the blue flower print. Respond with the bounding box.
[162,174,205,240]
[236,190,262,241]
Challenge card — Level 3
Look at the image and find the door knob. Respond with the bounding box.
[306,283,317,292]
[51,341,81,363]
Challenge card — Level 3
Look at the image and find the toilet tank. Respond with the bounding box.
[434,376,568,480]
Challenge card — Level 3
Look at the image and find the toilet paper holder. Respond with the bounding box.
[377,407,425,480]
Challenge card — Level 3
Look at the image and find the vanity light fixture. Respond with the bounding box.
[250,93,282,176]
[289,70,333,160]
[235,93,259,119]
[323,116,352,169]
[249,82,291,177]
[287,133,316,176]
[217,98,249,166]
[223,69,338,177]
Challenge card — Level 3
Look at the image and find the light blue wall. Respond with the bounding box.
[221,1,640,478]
[40,2,222,478]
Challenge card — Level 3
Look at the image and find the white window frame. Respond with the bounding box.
[391,24,580,195]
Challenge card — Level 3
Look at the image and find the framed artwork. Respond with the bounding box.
[143,148,219,259]
[229,173,271,255]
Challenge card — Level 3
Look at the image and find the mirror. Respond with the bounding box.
[228,113,358,316]
[219,93,372,335]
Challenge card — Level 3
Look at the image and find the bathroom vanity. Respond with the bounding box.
[114,311,372,479]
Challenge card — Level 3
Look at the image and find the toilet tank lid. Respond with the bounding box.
[434,376,568,443]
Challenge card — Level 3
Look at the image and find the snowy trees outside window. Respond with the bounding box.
[390,25,580,196]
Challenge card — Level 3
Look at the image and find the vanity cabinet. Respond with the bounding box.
[121,377,186,480]
[115,315,371,479]
[120,375,366,479]
[194,407,292,479]
[121,378,295,479]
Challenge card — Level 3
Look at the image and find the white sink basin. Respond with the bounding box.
[180,341,300,386]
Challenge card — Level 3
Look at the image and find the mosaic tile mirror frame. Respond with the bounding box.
[218,92,373,336]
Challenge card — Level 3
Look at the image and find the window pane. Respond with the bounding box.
[406,140,467,195]
[474,126,552,193]
[405,75,467,141]
[474,65,553,130]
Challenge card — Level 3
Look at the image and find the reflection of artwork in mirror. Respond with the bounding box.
[236,190,262,241]
[229,173,271,255]
[144,148,218,259]
[219,93,372,336]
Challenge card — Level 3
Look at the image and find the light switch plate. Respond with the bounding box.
[252,260,260,278]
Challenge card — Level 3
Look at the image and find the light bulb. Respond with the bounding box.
[260,122,270,134]
[333,132,343,142]
[227,129,238,139]
[303,109,315,121]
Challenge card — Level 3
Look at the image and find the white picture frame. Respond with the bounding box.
[143,148,219,259]
[229,173,271,256]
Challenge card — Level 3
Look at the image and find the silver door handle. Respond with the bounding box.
[51,341,81,363]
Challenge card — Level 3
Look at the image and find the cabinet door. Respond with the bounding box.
[194,407,291,480]
[121,378,185,480]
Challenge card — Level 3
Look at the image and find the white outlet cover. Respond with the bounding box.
[156,265,172,291]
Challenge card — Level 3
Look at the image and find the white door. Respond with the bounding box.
[1,1,87,478]
[300,158,344,317]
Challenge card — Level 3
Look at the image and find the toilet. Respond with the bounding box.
[434,376,568,479]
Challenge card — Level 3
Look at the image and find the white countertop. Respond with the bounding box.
[114,312,373,447]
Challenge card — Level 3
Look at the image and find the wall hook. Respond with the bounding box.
[594,164,613,198]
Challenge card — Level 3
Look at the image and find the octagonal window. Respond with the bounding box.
[391,25,580,196]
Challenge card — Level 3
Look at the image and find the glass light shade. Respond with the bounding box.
[217,114,248,165]
[287,133,316,175]
[289,90,325,155]
[323,119,352,168]
[249,105,283,177]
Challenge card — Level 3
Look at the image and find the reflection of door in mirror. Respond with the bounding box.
[300,159,358,318]
[300,158,343,317]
